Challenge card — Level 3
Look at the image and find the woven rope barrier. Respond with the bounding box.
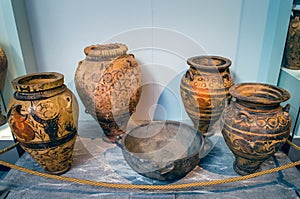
[0,140,299,190]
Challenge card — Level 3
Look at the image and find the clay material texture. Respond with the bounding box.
[180,55,234,136]
[75,43,142,142]
[221,83,291,175]
[7,72,79,175]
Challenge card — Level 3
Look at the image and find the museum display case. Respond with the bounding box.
[0,0,299,198]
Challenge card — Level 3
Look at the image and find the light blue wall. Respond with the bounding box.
[0,0,37,106]
[233,0,270,83]
[25,0,244,121]
[11,0,37,74]
[278,69,300,136]
[258,0,292,84]
[0,0,26,105]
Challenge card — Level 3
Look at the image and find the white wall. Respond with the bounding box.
[24,0,291,121]
[25,0,241,121]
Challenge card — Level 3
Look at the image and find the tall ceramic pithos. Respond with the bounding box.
[180,55,234,136]
[283,9,300,70]
[221,83,291,175]
[0,47,8,126]
[7,72,79,175]
[75,43,142,142]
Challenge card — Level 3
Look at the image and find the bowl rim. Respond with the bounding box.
[11,72,64,93]
[187,55,232,70]
[229,82,290,105]
[120,120,205,162]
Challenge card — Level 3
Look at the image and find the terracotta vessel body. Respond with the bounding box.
[180,55,234,136]
[120,121,205,181]
[284,9,300,70]
[7,72,79,175]
[75,43,142,142]
[221,83,291,175]
[0,48,8,126]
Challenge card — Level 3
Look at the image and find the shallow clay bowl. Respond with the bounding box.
[118,120,205,181]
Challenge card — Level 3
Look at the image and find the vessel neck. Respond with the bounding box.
[85,55,116,62]
[14,85,66,100]
[235,99,280,112]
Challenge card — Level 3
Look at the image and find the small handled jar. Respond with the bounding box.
[7,72,79,175]
[180,55,234,136]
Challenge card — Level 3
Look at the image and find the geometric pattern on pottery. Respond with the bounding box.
[220,83,291,176]
[222,127,289,158]
[222,107,291,176]
[180,56,234,136]
[75,46,142,142]
[94,54,142,140]
[223,105,291,133]
[222,102,291,159]
[94,54,142,119]
[75,43,129,118]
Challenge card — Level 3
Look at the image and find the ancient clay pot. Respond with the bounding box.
[180,55,234,136]
[75,43,142,142]
[221,83,291,175]
[119,121,205,181]
[0,48,8,126]
[284,9,300,70]
[7,72,79,175]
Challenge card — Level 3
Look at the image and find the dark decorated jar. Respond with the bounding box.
[283,9,300,70]
[180,55,234,136]
[74,43,142,142]
[0,47,8,126]
[221,83,291,175]
[7,72,79,175]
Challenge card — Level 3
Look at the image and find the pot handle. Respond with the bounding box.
[159,162,175,175]
[283,104,290,113]
[185,68,194,81]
